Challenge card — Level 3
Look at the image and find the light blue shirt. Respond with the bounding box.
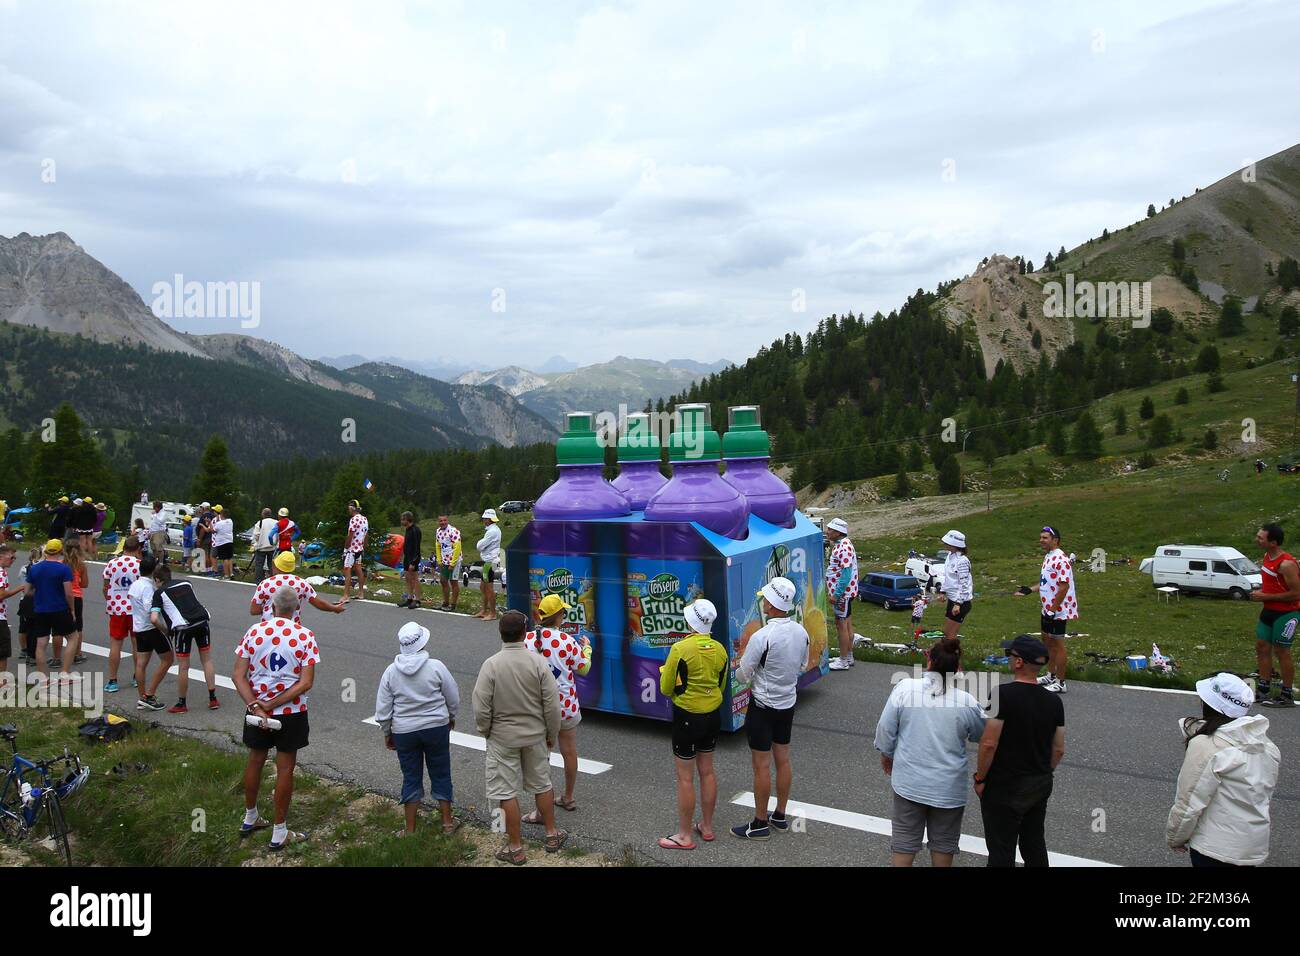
[874,672,986,808]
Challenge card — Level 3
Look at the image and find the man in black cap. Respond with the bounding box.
[973,635,1065,867]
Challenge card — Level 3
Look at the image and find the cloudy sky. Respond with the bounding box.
[1,0,1297,370]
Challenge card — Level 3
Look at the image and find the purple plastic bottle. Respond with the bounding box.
[625,404,748,718]
[611,412,667,511]
[643,404,749,538]
[529,412,630,712]
[721,405,796,528]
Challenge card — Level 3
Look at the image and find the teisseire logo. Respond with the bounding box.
[50,886,151,936]
[547,569,573,591]
[649,573,680,599]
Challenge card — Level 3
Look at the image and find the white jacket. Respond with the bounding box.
[942,553,973,604]
[476,523,502,565]
[1165,715,1280,865]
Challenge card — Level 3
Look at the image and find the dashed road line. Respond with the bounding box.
[361,717,612,775]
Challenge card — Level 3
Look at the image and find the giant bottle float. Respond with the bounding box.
[721,405,797,528]
[527,412,630,709]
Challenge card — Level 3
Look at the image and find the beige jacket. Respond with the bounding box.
[1166,715,1280,865]
[472,642,560,748]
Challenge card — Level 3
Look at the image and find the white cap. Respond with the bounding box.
[481,508,499,522]
[1196,673,1253,719]
[942,529,966,549]
[398,621,430,656]
[827,517,849,536]
[758,577,797,613]
[684,599,717,635]
[201,501,211,509]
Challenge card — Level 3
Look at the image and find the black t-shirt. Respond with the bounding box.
[403,524,423,562]
[48,504,70,537]
[72,504,96,530]
[986,680,1065,782]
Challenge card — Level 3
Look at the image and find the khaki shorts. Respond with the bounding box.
[560,712,581,732]
[485,738,552,801]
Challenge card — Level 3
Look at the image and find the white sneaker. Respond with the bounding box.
[1036,673,1055,686]
[1044,679,1066,693]
[829,657,853,671]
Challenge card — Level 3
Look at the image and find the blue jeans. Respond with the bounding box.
[394,724,453,804]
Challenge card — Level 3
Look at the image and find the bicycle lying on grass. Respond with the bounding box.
[0,724,90,865]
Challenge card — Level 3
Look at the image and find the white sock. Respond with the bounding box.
[244,808,259,826]
[272,822,288,844]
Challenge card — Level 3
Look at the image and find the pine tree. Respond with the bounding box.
[1114,405,1127,435]
[1203,429,1218,450]
[1047,420,1068,457]
[1195,345,1221,373]
[893,463,911,499]
[1175,387,1189,405]
[1139,396,1155,420]
[1279,305,1298,337]
[1071,412,1103,459]
[938,455,961,494]
[1216,298,1245,337]
[1147,204,1156,218]
[28,403,113,506]
[1147,414,1174,448]
[190,434,241,523]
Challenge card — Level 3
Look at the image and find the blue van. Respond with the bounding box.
[857,572,923,610]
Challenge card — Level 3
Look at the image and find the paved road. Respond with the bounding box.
[50,567,1300,866]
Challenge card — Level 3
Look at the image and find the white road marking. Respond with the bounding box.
[361,717,612,775]
[81,642,237,691]
[1121,684,1197,696]
[730,792,1117,867]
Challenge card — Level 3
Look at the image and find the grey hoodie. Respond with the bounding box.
[374,652,460,736]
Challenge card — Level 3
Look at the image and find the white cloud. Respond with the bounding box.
[0,0,1296,368]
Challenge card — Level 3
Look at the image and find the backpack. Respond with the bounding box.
[78,714,133,744]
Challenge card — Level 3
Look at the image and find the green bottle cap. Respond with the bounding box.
[555,412,604,466]
[617,412,661,462]
[667,403,721,462]
[722,404,770,458]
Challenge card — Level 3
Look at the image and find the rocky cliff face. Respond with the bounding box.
[448,383,557,446]
[937,254,1073,376]
[0,232,208,357]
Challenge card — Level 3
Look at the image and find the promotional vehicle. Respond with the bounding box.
[1138,544,1261,599]
[858,572,923,610]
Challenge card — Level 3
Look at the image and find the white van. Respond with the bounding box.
[129,501,195,547]
[905,549,949,591]
[1139,545,1261,599]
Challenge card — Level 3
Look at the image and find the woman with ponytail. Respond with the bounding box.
[873,636,985,866]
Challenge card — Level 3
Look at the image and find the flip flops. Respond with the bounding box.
[658,834,696,850]
[555,796,578,812]
[693,822,716,843]
[239,815,271,838]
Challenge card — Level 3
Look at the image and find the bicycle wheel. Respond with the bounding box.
[42,793,71,865]
[0,775,22,841]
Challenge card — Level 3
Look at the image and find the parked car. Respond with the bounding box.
[499,500,529,514]
[460,560,506,589]
[904,549,949,592]
[1138,544,1261,599]
[857,572,923,610]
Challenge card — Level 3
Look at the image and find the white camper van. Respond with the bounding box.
[905,549,949,592]
[1139,545,1261,599]
[129,501,195,548]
